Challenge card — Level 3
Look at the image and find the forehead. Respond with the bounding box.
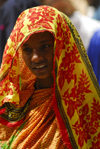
[24,31,54,45]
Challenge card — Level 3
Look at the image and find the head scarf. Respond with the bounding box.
[0,5,100,149]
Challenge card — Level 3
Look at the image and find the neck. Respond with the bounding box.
[35,75,53,90]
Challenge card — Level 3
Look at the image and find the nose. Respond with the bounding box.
[31,49,43,63]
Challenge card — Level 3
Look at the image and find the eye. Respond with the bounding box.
[40,43,53,51]
[23,47,32,53]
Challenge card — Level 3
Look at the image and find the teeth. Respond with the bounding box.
[35,65,45,69]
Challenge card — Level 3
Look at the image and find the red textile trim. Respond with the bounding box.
[0,117,24,127]
[53,92,73,149]
[52,56,73,149]
[0,108,6,114]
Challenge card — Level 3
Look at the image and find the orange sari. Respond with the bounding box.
[0,89,67,149]
[0,5,100,149]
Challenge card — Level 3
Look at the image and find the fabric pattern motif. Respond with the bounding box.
[0,5,100,149]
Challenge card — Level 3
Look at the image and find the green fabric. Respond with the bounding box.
[0,122,26,149]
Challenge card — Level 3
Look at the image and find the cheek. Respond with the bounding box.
[22,53,30,66]
[47,51,54,65]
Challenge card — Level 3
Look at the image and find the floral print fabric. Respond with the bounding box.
[0,5,100,149]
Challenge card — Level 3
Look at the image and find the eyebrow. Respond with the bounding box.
[40,40,53,44]
[23,43,29,47]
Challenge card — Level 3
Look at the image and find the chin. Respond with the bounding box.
[37,75,50,80]
[36,72,53,80]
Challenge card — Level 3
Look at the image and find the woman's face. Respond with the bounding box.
[22,31,54,79]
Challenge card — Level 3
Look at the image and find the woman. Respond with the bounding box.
[0,5,100,149]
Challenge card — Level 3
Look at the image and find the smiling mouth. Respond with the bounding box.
[32,64,47,70]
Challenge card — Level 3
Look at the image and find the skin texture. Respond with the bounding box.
[22,31,54,89]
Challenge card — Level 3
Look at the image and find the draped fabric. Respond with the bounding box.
[0,5,100,149]
[0,0,41,65]
[0,89,67,149]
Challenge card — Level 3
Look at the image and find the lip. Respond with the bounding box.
[33,64,47,69]
[32,64,48,72]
